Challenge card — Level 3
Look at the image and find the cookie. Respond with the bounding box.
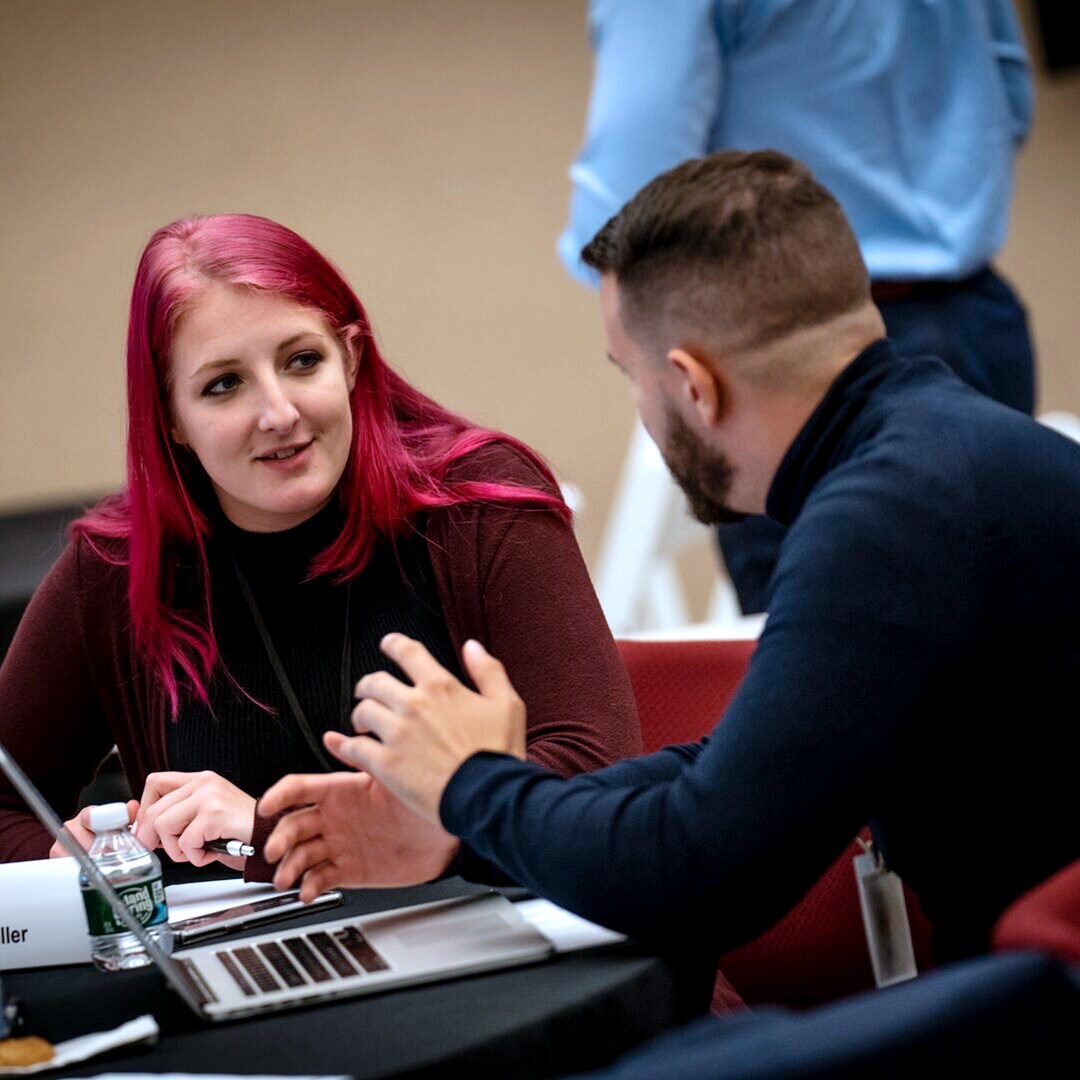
[0,1036,55,1067]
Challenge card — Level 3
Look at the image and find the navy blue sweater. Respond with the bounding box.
[442,340,1080,961]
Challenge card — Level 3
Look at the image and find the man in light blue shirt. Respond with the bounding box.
[561,0,1036,612]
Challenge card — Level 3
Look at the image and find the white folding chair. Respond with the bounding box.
[1038,410,1080,445]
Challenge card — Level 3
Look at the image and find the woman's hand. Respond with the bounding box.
[134,771,255,870]
[260,761,461,902]
[49,799,140,858]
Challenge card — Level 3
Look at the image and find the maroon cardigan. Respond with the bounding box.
[0,444,641,876]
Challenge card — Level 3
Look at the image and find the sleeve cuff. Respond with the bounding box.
[244,808,285,883]
[439,751,542,837]
[437,840,517,888]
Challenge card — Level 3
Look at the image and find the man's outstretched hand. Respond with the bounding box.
[260,635,525,901]
[334,634,526,822]
[261,769,460,901]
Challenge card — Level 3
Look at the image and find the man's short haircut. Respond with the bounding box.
[581,150,871,361]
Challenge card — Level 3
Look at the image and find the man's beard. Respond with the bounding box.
[660,407,747,526]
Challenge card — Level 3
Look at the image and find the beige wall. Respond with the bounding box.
[1,0,1077,575]
[1002,2,1080,411]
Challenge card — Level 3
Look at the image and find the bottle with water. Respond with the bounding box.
[78,802,171,972]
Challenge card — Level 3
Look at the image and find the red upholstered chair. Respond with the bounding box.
[993,858,1080,965]
[616,638,934,1011]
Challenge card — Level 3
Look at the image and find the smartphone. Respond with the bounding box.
[170,889,345,945]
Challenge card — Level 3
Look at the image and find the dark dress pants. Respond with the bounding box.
[716,267,1036,614]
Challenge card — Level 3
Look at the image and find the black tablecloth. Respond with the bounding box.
[6,879,707,1079]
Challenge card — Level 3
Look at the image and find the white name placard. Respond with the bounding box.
[0,857,93,969]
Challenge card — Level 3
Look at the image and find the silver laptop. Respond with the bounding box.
[0,742,554,1021]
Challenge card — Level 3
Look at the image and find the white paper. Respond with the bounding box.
[0,1015,158,1075]
[164,879,287,924]
[515,898,625,952]
[88,1075,349,1080]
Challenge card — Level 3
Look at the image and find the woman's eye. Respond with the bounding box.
[288,350,322,371]
[202,373,240,397]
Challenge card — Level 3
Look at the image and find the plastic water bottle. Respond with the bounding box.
[78,802,171,972]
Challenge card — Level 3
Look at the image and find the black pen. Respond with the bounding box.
[204,838,255,858]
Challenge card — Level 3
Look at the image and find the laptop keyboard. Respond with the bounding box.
[335,925,391,973]
[307,931,356,979]
[256,942,306,988]
[214,923,391,997]
[281,935,334,983]
[233,946,281,993]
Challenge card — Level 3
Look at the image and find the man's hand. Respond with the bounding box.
[335,635,526,823]
[49,799,140,858]
[134,771,255,870]
[260,768,461,901]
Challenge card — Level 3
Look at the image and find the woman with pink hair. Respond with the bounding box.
[0,214,640,881]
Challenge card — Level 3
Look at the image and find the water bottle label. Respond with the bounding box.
[81,876,168,936]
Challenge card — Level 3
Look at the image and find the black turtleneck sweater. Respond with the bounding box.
[440,339,1080,962]
[169,505,461,800]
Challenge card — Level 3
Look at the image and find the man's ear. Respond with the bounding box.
[667,347,725,425]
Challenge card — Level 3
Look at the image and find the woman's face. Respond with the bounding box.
[169,284,357,532]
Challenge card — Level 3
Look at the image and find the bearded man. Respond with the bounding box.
[262,150,1080,971]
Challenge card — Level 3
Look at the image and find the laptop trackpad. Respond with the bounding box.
[393,914,509,948]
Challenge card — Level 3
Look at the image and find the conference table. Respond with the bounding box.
[5,877,710,1079]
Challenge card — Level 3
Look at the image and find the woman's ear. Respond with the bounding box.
[667,347,724,426]
[341,325,363,390]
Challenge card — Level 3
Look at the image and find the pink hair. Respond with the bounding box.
[73,214,567,717]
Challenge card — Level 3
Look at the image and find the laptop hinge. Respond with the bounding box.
[176,957,219,1006]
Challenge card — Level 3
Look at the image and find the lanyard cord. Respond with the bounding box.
[232,558,351,772]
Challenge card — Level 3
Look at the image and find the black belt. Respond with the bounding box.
[870,279,921,303]
[871,265,992,305]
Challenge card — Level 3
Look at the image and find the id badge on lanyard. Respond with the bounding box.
[853,838,918,988]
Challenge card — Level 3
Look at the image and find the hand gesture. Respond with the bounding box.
[134,771,255,870]
[260,764,460,901]
[49,799,140,858]
[334,635,526,822]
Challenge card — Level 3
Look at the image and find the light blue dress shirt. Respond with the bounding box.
[559,0,1034,285]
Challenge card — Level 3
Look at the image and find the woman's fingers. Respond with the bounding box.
[178,817,216,866]
[135,772,254,862]
[50,809,96,857]
[135,782,193,850]
[138,772,197,816]
[152,797,199,863]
